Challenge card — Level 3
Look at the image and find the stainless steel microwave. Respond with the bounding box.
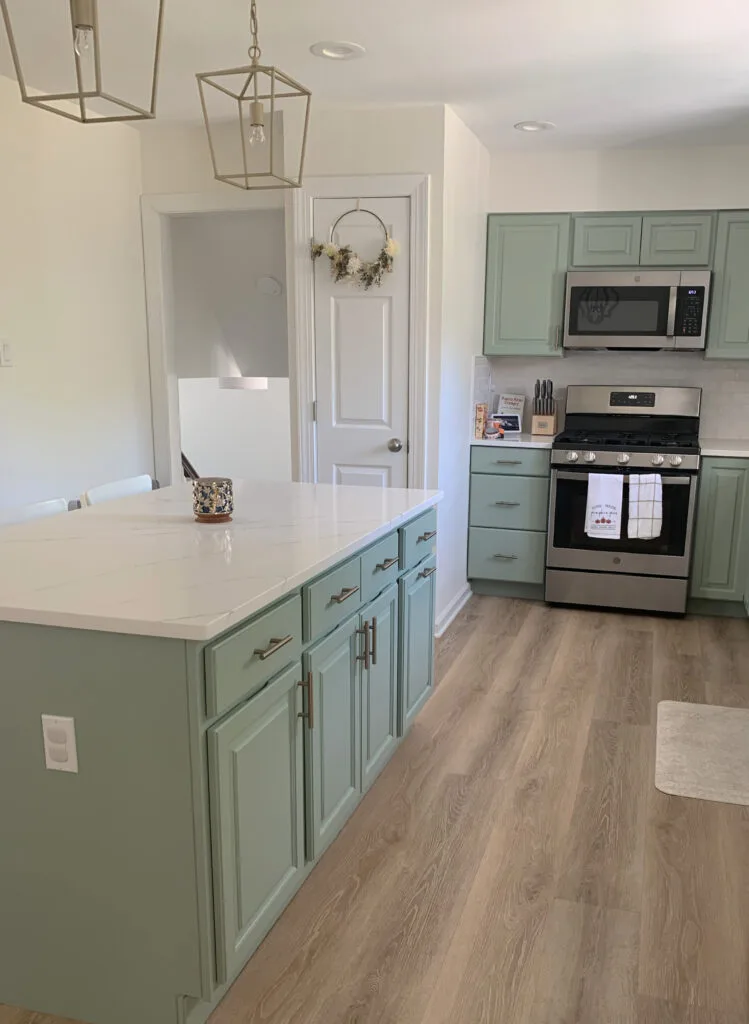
[563,270,711,350]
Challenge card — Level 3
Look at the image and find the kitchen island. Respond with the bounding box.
[0,480,442,1024]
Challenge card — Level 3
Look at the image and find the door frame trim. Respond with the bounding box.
[141,190,290,486]
[289,174,430,487]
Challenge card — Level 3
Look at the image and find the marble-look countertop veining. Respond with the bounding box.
[0,481,442,642]
[699,438,749,458]
[471,433,554,450]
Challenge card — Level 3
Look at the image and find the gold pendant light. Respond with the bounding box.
[196,0,311,191]
[0,0,165,123]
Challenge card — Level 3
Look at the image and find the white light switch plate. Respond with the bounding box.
[41,714,78,773]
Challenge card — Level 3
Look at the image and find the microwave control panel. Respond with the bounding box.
[674,286,706,337]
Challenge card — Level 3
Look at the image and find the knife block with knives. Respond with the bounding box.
[531,378,558,436]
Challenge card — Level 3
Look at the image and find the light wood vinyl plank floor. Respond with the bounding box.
[3,599,749,1024]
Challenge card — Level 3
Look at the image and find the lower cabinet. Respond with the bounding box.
[691,457,749,602]
[399,555,437,734]
[207,661,306,983]
[304,615,361,861]
[361,583,399,791]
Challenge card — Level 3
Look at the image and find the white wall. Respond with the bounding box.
[485,144,749,437]
[169,210,288,379]
[437,108,490,628]
[489,145,749,212]
[178,378,292,482]
[0,74,152,509]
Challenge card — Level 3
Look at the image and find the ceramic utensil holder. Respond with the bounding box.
[531,414,558,436]
[192,477,234,523]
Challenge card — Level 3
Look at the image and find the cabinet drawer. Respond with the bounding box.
[303,556,363,643]
[361,531,400,604]
[469,474,549,532]
[399,508,438,572]
[468,527,546,584]
[471,446,550,478]
[205,595,302,719]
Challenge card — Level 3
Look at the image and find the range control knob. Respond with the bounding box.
[583,451,597,464]
[669,454,683,467]
[617,453,631,465]
[566,451,580,463]
[651,454,665,467]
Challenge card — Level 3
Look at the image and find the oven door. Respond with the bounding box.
[564,271,679,349]
[547,469,697,577]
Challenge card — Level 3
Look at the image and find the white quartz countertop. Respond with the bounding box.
[0,481,442,642]
[471,433,554,450]
[699,438,749,458]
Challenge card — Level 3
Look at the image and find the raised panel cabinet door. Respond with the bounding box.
[640,214,714,266]
[707,212,749,360]
[207,661,306,984]
[484,214,570,356]
[304,615,361,860]
[571,215,642,267]
[398,555,437,734]
[361,584,399,791]
[690,458,749,601]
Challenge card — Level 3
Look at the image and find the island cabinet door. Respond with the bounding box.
[207,661,306,984]
[303,615,361,861]
[398,554,437,735]
[361,584,399,792]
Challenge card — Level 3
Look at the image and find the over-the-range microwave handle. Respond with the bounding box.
[554,471,692,486]
[666,285,678,338]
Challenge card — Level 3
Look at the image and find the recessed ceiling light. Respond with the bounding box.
[514,120,556,133]
[310,41,366,60]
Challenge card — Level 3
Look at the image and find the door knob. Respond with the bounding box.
[387,438,404,453]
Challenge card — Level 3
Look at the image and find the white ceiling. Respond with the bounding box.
[2,0,749,150]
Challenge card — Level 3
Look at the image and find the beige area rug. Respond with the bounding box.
[656,701,749,806]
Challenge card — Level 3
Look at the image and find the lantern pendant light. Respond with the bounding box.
[0,0,165,123]
[196,0,312,190]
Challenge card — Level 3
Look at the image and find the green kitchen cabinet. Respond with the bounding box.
[207,661,306,983]
[304,615,361,860]
[707,211,749,359]
[360,584,399,791]
[399,554,437,734]
[483,214,570,356]
[691,458,749,602]
[571,214,642,267]
[640,213,714,266]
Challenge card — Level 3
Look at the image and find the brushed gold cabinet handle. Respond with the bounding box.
[331,585,359,604]
[356,620,371,670]
[418,566,437,579]
[494,501,520,507]
[371,616,378,666]
[493,553,518,560]
[253,635,293,661]
[297,671,314,730]
[375,556,399,571]
[418,530,437,543]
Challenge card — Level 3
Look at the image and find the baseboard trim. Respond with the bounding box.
[687,598,747,619]
[470,580,546,601]
[434,584,472,638]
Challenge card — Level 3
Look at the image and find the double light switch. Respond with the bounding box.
[41,715,78,773]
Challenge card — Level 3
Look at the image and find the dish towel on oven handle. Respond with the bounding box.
[628,473,663,540]
[585,473,624,540]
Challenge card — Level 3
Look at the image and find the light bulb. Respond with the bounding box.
[74,25,93,57]
[249,123,266,147]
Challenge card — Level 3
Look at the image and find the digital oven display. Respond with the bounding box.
[609,392,656,408]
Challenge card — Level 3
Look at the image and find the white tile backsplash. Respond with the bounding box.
[473,352,749,438]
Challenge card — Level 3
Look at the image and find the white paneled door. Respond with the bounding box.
[313,197,411,487]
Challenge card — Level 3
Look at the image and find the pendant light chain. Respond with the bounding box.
[248,0,262,64]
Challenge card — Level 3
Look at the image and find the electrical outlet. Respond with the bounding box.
[0,341,13,367]
[41,715,78,773]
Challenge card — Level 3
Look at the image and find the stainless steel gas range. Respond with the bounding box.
[545,385,702,615]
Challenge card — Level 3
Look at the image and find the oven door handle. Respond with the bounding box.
[666,285,678,337]
[553,471,692,486]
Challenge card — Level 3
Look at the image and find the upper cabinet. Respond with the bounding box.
[484,214,570,356]
[640,214,714,266]
[571,215,642,267]
[706,211,749,360]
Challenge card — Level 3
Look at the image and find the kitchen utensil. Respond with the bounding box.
[534,379,541,416]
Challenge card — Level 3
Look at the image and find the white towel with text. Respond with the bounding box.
[585,473,623,539]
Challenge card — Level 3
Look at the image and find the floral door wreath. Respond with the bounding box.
[312,206,399,289]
